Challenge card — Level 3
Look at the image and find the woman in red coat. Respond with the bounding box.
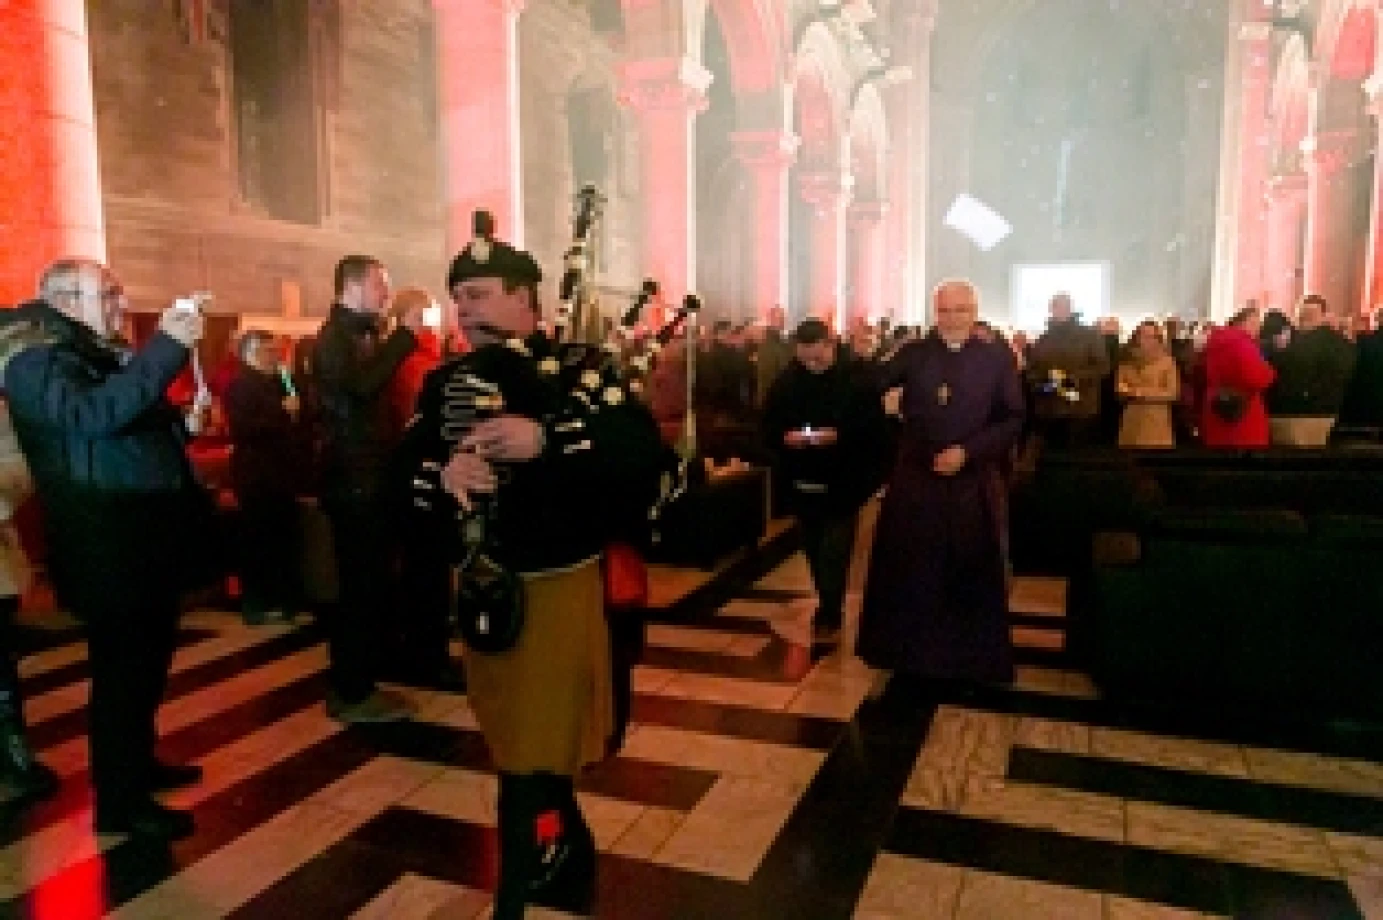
[384,288,446,442]
[1201,306,1275,447]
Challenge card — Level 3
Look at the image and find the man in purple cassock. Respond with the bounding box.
[857,279,1025,685]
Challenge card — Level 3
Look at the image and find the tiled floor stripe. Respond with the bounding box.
[23,624,294,729]
[17,628,218,699]
[882,806,1363,919]
[26,626,320,752]
[2,546,1377,919]
[1009,747,1383,839]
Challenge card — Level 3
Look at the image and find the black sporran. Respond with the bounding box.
[1209,387,1248,424]
[454,552,525,654]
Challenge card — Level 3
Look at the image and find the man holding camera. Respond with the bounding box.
[313,255,417,722]
[1,259,210,838]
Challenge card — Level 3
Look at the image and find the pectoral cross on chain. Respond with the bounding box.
[937,383,951,406]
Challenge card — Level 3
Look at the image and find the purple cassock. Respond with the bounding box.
[857,333,1025,683]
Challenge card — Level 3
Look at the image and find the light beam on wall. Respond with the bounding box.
[943,194,1012,251]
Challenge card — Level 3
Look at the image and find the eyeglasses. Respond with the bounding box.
[52,286,124,301]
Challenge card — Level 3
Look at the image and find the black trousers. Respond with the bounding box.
[236,492,300,616]
[323,494,393,703]
[799,509,859,630]
[392,527,453,671]
[77,592,181,811]
[0,596,21,716]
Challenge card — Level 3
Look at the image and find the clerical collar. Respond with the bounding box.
[940,336,967,352]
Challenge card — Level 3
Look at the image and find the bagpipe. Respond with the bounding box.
[555,184,606,344]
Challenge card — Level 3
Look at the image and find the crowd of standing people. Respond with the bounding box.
[3,241,1383,918]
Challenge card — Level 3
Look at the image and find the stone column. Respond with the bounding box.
[1302,129,1358,314]
[731,131,797,319]
[884,4,936,324]
[1210,0,1275,318]
[0,0,106,302]
[798,171,853,328]
[1363,75,1383,313]
[1262,172,1308,315]
[618,57,711,301]
[849,201,888,322]
[434,0,525,251]
[1231,20,1274,308]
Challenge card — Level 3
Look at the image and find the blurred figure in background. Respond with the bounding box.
[1025,293,1110,450]
[1115,321,1179,448]
[384,288,461,690]
[1339,307,1383,434]
[385,287,445,441]
[1202,306,1275,448]
[0,386,58,801]
[1266,295,1356,447]
[224,330,304,625]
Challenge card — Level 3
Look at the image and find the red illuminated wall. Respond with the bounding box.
[0,0,106,305]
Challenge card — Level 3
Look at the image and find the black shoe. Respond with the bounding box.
[149,761,204,792]
[95,799,195,839]
[383,659,467,693]
[530,778,597,913]
[0,759,59,801]
[0,718,59,801]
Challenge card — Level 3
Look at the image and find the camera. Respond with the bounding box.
[172,291,213,314]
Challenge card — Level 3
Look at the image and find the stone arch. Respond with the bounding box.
[1316,0,1377,82]
[618,0,783,94]
[847,83,889,202]
[790,21,851,168]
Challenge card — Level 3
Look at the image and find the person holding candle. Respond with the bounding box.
[224,330,305,625]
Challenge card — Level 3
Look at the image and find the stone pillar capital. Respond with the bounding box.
[731,131,799,172]
[798,171,854,212]
[1301,131,1357,176]
[617,57,712,114]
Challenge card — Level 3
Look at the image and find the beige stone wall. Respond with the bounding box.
[83,0,657,331]
[519,0,642,320]
[87,0,446,322]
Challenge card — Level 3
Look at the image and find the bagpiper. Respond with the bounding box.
[397,220,666,918]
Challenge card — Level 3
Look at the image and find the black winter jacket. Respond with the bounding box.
[312,304,415,502]
[761,357,891,515]
[0,300,211,608]
[1267,326,1357,417]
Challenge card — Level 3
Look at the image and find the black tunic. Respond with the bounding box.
[397,334,667,575]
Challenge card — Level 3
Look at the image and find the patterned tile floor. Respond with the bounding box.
[2,527,1383,918]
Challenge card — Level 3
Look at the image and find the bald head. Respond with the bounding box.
[38,259,124,338]
[933,279,980,343]
[1049,293,1074,322]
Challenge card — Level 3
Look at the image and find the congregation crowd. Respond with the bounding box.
[1,233,1379,917]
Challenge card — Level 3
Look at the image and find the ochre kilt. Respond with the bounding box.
[462,558,614,776]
